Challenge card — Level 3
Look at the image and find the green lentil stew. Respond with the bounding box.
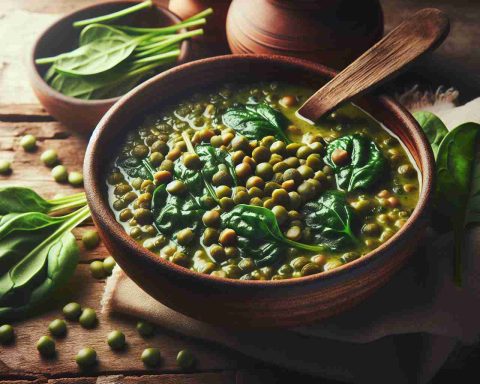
[107,82,420,280]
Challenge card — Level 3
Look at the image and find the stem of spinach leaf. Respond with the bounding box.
[73,0,153,28]
[115,17,206,35]
[282,238,325,252]
[142,158,157,179]
[134,30,203,58]
[47,195,88,214]
[181,132,219,203]
[183,8,213,22]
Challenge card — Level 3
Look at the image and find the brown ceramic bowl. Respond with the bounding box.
[28,1,190,135]
[84,54,434,328]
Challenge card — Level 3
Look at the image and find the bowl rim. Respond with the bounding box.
[28,0,190,106]
[84,53,435,289]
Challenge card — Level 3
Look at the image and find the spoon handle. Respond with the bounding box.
[297,8,449,122]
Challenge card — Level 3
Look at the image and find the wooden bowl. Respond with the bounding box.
[226,0,384,69]
[84,55,434,328]
[28,1,190,135]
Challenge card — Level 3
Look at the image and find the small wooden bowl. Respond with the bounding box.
[28,1,190,135]
[84,55,434,328]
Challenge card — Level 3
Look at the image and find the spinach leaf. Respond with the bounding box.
[434,122,480,284]
[222,103,291,142]
[0,206,89,320]
[413,111,448,158]
[117,157,156,180]
[152,184,206,236]
[324,134,387,191]
[0,188,52,214]
[79,24,128,46]
[195,144,237,187]
[302,191,358,251]
[220,204,324,266]
[54,31,141,76]
[49,51,178,100]
[0,187,87,215]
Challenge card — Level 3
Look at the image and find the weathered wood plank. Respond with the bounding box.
[0,372,238,384]
[0,105,52,123]
[0,266,247,379]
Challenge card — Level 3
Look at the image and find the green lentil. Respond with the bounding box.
[166,180,187,195]
[0,160,12,175]
[137,321,155,337]
[0,324,14,344]
[40,149,58,167]
[177,349,196,369]
[79,308,97,329]
[49,319,67,337]
[37,336,56,357]
[176,228,195,245]
[76,347,97,367]
[90,260,106,279]
[20,134,37,151]
[82,230,100,250]
[107,330,126,350]
[51,164,68,182]
[63,302,82,321]
[142,347,162,367]
[68,171,84,186]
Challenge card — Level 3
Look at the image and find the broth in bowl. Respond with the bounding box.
[107,81,419,280]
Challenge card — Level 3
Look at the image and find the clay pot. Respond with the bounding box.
[84,54,434,328]
[226,0,384,68]
[169,0,231,57]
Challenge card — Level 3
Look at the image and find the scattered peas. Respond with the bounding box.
[40,149,58,167]
[141,347,161,367]
[37,335,56,357]
[63,302,82,321]
[20,134,37,151]
[136,320,155,337]
[68,171,84,186]
[176,349,196,370]
[82,230,100,249]
[107,330,126,350]
[0,324,14,344]
[48,319,67,337]
[51,165,68,182]
[76,347,97,367]
[0,160,12,175]
[103,256,117,275]
[90,260,106,279]
[79,308,97,329]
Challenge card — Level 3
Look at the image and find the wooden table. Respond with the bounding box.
[0,1,479,383]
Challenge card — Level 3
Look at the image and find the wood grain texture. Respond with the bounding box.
[298,8,450,122]
[0,0,480,382]
[0,266,245,379]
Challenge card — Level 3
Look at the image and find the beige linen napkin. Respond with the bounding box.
[102,91,480,384]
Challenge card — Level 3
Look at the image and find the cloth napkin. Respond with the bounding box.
[102,90,480,384]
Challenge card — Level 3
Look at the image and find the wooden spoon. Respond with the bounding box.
[297,8,450,123]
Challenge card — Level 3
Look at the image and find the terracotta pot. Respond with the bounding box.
[28,1,190,135]
[169,0,231,57]
[84,54,434,328]
[226,0,384,68]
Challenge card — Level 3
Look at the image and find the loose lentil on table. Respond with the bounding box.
[107,81,419,280]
